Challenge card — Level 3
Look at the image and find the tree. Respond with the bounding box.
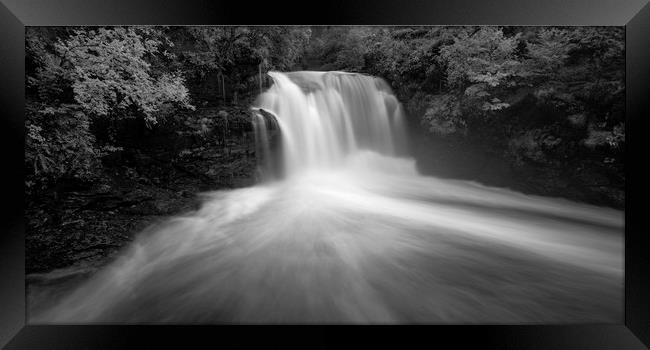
[26,27,194,191]
[171,27,311,92]
[43,27,192,125]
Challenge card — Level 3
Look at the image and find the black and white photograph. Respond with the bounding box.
[24,26,625,324]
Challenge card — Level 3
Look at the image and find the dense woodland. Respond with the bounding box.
[25,26,624,276]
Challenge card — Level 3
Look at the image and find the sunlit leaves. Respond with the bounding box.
[25,26,195,189]
[53,27,193,124]
[439,28,521,90]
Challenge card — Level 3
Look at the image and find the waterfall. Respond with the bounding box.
[31,71,623,324]
[252,71,407,177]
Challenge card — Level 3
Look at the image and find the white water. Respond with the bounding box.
[32,71,623,323]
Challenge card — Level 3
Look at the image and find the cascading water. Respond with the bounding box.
[31,71,623,323]
[251,71,407,177]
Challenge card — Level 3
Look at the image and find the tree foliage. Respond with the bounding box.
[31,27,193,125]
[171,27,311,86]
[26,27,195,191]
[308,26,624,164]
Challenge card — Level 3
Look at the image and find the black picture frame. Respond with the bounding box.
[1,0,648,348]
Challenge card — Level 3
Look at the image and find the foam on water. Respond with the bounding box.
[31,72,623,323]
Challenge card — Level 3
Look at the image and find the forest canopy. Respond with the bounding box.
[310,27,623,143]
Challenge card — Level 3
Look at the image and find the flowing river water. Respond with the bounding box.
[31,71,623,323]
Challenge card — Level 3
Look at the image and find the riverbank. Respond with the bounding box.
[26,114,258,277]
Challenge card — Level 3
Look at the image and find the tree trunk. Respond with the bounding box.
[217,72,221,101]
[259,63,263,94]
[222,74,226,102]
[222,113,229,149]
